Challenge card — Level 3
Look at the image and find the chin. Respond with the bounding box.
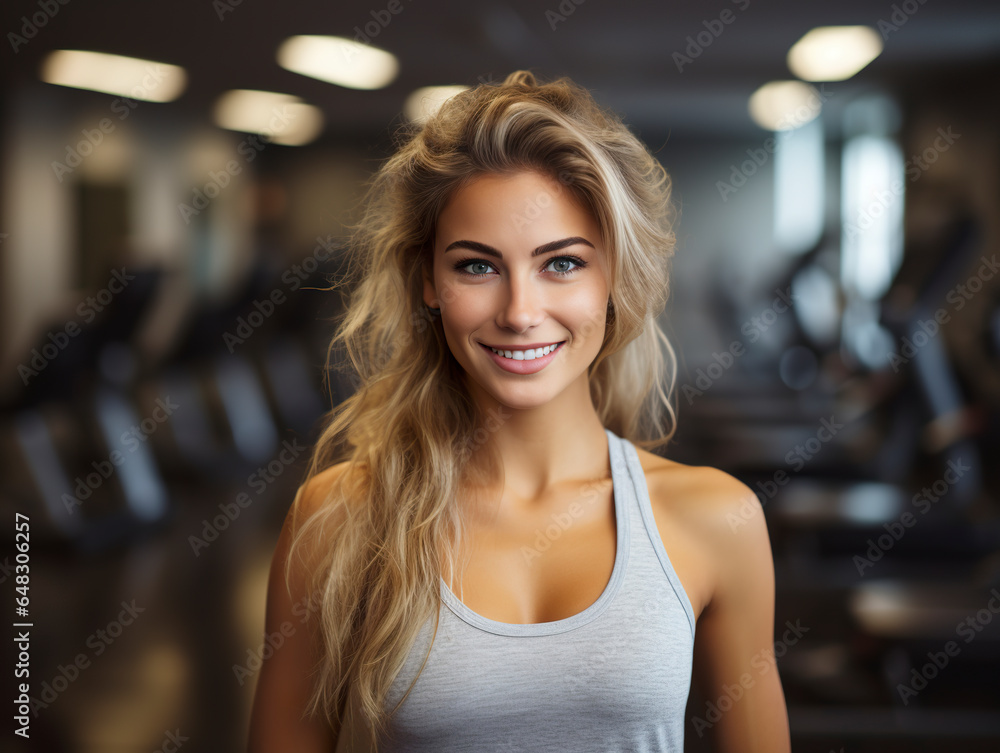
[486,382,563,411]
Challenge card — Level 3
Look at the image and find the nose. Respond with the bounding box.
[495,274,544,333]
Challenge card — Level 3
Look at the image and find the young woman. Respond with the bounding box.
[248,70,791,752]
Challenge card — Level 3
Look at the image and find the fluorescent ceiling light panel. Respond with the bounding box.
[213,89,324,146]
[748,80,822,131]
[787,26,883,81]
[404,85,469,123]
[277,35,398,90]
[40,50,186,101]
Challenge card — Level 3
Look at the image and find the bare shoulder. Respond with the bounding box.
[252,461,360,751]
[292,460,368,529]
[633,446,759,528]
[632,446,771,615]
[630,450,789,748]
[282,460,368,578]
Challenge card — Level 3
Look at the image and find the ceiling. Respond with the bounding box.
[2,0,999,140]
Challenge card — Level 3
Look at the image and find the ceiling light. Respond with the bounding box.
[40,50,186,101]
[748,81,823,131]
[787,26,883,81]
[404,85,469,123]
[277,35,398,90]
[213,90,324,146]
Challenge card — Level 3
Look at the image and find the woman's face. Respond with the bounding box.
[423,170,610,411]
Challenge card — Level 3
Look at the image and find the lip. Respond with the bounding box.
[479,341,563,350]
[478,341,565,375]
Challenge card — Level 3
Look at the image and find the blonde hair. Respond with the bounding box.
[286,69,679,748]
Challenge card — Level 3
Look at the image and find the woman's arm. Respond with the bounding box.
[248,470,346,752]
[690,474,792,752]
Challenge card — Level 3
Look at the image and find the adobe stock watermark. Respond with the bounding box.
[188,438,307,556]
[0,556,15,586]
[233,588,323,685]
[7,0,71,53]
[727,415,846,532]
[546,0,587,31]
[178,107,302,225]
[17,268,135,386]
[25,600,145,717]
[691,619,810,736]
[887,255,999,373]
[519,455,625,565]
[384,288,461,354]
[213,0,244,21]
[177,159,245,224]
[222,235,343,353]
[673,0,751,73]
[877,0,929,40]
[61,396,180,514]
[853,457,970,576]
[716,135,780,202]
[351,0,414,46]
[153,729,188,753]
[509,169,578,231]
[716,83,833,202]
[50,66,176,182]
[843,126,960,241]
[680,286,798,405]
[457,405,514,466]
[896,587,1000,705]
[421,239,610,357]
[566,596,676,692]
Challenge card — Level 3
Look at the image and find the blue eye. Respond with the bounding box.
[547,257,583,276]
[459,260,495,277]
[453,256,587,278]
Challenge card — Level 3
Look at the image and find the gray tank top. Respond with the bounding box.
[378,428,696,752]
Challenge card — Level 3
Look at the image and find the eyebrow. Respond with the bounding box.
[443,236,595,259]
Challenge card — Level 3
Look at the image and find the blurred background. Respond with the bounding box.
[1,0,999,750]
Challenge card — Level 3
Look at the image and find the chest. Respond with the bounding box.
[384,564,695,751]
[442,481,617,625]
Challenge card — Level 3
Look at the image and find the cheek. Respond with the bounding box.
[443,288,491,323]
[438,294,491,356]
[566,288,609,333]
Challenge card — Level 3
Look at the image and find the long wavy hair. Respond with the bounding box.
[285,69,679,748]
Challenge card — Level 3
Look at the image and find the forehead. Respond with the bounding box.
[435,171,601,247]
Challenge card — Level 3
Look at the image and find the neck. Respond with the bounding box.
[462,372,611,507]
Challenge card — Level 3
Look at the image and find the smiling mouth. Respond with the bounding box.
[479,342,565,360]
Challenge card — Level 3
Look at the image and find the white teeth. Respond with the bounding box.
[489,343,560,360]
